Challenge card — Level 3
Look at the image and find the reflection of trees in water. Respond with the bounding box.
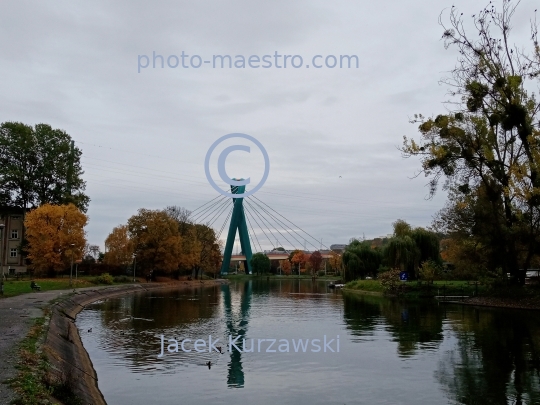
[342,293,444,357]
[87,286,220,369]
[85,280,337,378]
[222,281,252,388]
[343,293,540,403]
[436,309,540,405]
[98,287,220,327]
[250,278,340,298]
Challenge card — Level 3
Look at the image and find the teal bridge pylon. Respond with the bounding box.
[220,183,253,275]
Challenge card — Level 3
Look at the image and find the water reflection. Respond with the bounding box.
[343,294,444,356]
[222,281,252,388]
[436,308,540,405]
[84,286,222,371]
[342,293,540,404]
[77,281,540,405]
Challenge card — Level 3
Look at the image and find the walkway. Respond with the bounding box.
[0,286,113,405]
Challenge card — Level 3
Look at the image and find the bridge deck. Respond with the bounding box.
[230,253,334,261]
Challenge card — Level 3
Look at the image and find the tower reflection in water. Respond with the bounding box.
[222,280,252,388]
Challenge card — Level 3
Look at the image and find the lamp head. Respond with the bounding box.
[0,224,4,230]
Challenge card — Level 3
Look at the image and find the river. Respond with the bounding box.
[76,279,540,405]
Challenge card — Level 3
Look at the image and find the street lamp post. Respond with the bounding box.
[341,254,345,283]
[69,243,75,287]
[133,255,136,282]
[0,224,4,295]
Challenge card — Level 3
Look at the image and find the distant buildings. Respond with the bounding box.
[330,244,347,253]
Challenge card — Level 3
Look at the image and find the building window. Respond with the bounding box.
[11,229,18,239]
[10,248,17,258]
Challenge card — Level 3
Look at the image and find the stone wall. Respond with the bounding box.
[42,281,224,404]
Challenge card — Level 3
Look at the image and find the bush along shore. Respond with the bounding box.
[6,279,226,405]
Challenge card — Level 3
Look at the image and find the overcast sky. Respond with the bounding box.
[1,0,538,252]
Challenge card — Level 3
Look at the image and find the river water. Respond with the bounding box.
[76,280,540,405]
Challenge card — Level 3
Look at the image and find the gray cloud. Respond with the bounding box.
[1,0,537,250]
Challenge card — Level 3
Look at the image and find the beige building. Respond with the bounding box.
[0,207,27,275]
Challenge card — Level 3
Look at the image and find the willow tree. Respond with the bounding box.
[385,236,420,274]
[386,220,440,277]
[343,240,383,280]
[411,228,441,266]
[402,1,540,284]
[393,219,412,238]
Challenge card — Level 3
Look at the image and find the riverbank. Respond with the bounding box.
[1,279,226,405]
[342,288,383,296]
[455,295,540,310]
[223,274,339,280]
[343,280,540,310]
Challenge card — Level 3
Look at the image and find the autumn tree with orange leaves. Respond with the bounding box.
[291,251,308,274]
[280,259,291,275]
[128,209,183,274]
[104,225,133,267]
[24,203,87,276]
[328,251,342,273]
[104,206,222,279]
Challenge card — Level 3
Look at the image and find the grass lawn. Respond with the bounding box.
[344,279,384,293]
[0,276,130,298]
[345,279,487,297]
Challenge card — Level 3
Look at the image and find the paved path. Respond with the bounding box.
[0,286,114,405]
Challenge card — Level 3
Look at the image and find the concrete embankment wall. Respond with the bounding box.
[43,281,223,405]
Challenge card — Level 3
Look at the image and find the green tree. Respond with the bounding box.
[250,252,270,275]
[433,188,500,278]
[343,240,383,281]
[393,219,412,238]
[401,2,540,283]
[411,227,441,266]
[385,236,419,274]
[0,122,89,212]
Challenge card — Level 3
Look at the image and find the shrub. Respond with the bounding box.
[113,275,131,283]
[418,260,441,284]
[378,268,402,294]
[94,273,114,285]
